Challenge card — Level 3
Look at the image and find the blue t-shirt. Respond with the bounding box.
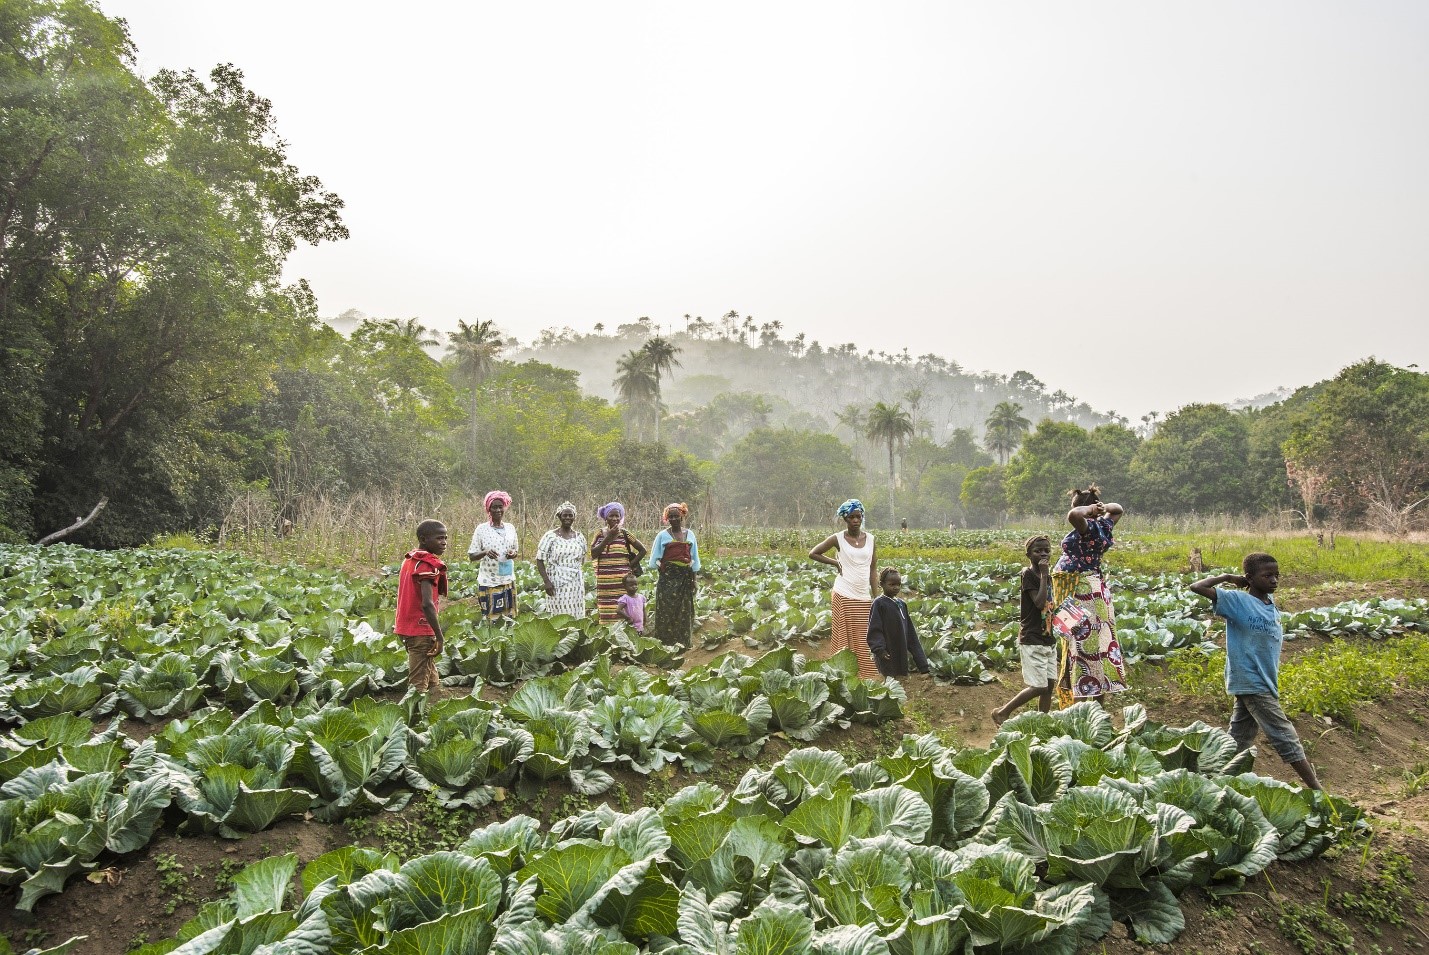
[1214,588,1285,697]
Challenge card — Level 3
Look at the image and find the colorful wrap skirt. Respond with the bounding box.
[652,563,696,648]
[477,583,515,619]
[830,591,880,680]
[595,534,637,624]
[1049,570,1128,703]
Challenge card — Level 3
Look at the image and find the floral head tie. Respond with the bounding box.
[555,501,577,518]
[663,502,688,524]
[837,499,864,519]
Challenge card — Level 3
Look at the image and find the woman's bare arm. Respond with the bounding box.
[809,534,840,568]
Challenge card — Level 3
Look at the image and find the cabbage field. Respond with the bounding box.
[1,543,1424,954]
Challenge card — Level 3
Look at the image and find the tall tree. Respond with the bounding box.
[445,318,503,456]
[984,401,1032,465]
[1282,360,1429,535]
[613,350,657,441]
[0,3,347,543]
[865,402,914,523]
[640,335,683,443]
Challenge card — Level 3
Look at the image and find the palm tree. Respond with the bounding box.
[640,336,683,443]
[391,317,441,349]
[984,401,1031,465]
[613,350,658,441]
[445,319,503,456]
[866,402,915,524]
[834,404,866,453]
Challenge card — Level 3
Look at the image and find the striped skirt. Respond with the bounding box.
[595,545,635,624]
[831,591,880,680]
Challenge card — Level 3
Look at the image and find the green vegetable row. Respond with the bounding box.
[0,649,899,911]
[116,702,1364,955]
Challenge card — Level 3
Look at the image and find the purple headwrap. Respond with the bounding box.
[483,490,512,515]
[597,502,625,526]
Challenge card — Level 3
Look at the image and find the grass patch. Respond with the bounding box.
[1280,635,1429,727]
[1165,635,1429,728]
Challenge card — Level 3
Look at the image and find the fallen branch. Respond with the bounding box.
[36,496,109,546]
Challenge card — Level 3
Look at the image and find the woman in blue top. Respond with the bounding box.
[648,502,700,649]
[1048,485,1129,703]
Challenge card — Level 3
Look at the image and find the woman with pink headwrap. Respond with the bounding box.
[648,502,700,648]
[467,490,519,619]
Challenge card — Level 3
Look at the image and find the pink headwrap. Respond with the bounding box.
[483,490,512,515]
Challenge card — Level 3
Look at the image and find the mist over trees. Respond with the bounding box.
[2,3,1424,546]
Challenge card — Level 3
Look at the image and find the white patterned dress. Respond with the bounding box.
[535,530,588,617]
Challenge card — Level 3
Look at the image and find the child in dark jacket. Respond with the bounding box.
[867,568,929,678]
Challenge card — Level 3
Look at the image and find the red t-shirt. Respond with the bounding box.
[395,550,447,637]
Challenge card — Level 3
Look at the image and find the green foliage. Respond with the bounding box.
[1279,634,1429,726]
[1004,420,1138,515]
[960,465,1007,527]
[1131,404,1253,514]
[1283,359,1429,535]
[716,429,861,525]
[1,3,347,544]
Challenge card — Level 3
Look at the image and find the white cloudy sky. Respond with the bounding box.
[104,1,1427,419]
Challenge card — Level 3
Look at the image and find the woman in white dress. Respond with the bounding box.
[468,490,519,619]
[808,499,881,679]
[535,502,587,618]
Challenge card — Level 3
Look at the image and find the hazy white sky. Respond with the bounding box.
[104,1,1427,419]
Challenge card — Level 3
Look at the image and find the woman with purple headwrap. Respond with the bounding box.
[468,490,519,619]
[591,501,647,624]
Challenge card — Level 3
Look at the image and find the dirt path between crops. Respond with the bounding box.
[4,641,1429,955]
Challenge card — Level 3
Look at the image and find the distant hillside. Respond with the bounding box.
[1227,386,1294,411]
[510,319,1115,443]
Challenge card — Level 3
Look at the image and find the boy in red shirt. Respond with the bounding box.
[396,520,449,708]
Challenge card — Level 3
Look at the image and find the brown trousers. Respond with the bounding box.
[401,634,440,691]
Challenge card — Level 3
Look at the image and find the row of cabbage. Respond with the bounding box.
[114,702,1362,955]
[4,546,1424,723]
[698,556,1429,678]
[0,649,900,911]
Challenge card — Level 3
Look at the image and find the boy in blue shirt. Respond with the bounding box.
[1190,553,1322,790]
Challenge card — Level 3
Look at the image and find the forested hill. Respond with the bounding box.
[511,318,1115,442]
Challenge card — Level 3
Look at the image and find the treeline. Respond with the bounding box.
[0,3,706,547]
[714,359,1428,535]
[4,4,1423,547]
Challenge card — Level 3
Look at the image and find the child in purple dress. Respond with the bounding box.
[615,573,647,634]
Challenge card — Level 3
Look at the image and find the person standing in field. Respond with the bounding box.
[468,490,518,620]
[1190,553,1322,789]
[535,501,587,618]
[591,502,647,623]
[615,572,647,634]
[648,502,700,648]
[993,534,1057,724]
[1049,486,1129,703]
[867,567,929,678]
[809,499,880,679]
[395,520,448,709]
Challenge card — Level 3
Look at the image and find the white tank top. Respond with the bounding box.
[832,532,875,600]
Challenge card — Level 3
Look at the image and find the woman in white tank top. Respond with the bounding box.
[808,499,881,679]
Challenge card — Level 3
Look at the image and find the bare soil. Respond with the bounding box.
[4,640,1428,955]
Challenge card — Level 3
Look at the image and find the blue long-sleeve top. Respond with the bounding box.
[648,529,700,572]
